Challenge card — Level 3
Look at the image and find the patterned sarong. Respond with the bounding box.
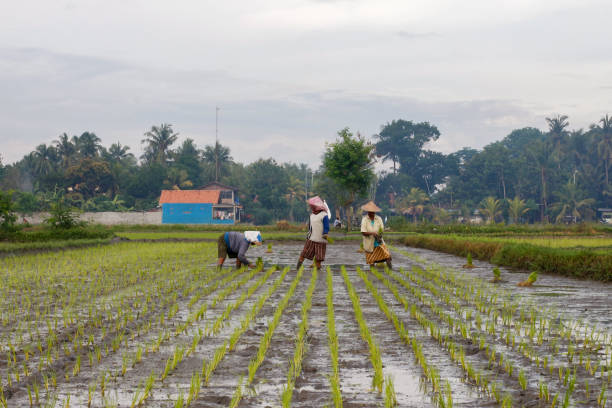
[365,244,391,265]
[300,239,326,261]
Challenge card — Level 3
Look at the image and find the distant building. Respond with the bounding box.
[159,183,241,224]
[597,208,612,224]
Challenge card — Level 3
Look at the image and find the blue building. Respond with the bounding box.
[159,183,241,224]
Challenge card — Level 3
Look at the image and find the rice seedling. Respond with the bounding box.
[463,253,474,268]
[228,266,304,406]
[281,267,317,407]
[326,267,343,408]
[341,266,384,393]
[518,271,538,287]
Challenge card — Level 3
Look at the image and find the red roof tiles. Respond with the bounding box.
[159,190,220,204]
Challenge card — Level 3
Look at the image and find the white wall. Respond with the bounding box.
[19,211,162,225]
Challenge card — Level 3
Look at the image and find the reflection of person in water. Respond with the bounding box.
[296,196,329,270]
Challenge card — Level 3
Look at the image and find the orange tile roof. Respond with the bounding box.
[159,190,221,204]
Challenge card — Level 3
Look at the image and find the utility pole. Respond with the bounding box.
[215,106,220,182]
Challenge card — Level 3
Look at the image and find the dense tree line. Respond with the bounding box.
[1,114,611,225]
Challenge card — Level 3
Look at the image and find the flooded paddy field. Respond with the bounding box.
[0,240,610,407]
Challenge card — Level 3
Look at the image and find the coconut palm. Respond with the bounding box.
[479,196,502,224]
[75,132,102,158]
[552,182,595,223]
[545,114,569,168]
[507,196,529,224]
[30,144,59,177]
[597,114,612,187]
[397,187,429,223]
[141,123,179,165]
[106,142,134,162]
[284,176,306,222]
[54,133,77,168]
[529,140,554,222]
[202,141,232,182]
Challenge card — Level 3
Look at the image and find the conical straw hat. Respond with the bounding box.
[361,200,381,212]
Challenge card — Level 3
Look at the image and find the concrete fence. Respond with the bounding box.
[19,211,162,225]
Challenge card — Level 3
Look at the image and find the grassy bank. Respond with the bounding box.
[402,234,612,282]
[392,222,612,236]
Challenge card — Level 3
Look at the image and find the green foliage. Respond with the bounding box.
[45,197,80,229]
[0,190,18,232]
[403,234,612,281]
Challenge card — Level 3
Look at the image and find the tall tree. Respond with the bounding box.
[323,127,375,230]
[141,123,178,165]
[545,114,569,168]
[596,114,612,188]
[55,133,77,168]
[375,119,440,175]
[202,141,232,182]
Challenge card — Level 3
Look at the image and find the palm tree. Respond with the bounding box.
[284,176,306,222]
[397,187,429,223]
[141,123,179,165]
[545,114,569,168]
[507,196,529,224]
[529,140,554,222]
[30,144,58,177]
[552,182,595,223]
[597,114,612,187]
[107,142,133,162]
[202,141,232,182]
[75,132,102,158]
[479,196,502,224]
[55,133,76,168]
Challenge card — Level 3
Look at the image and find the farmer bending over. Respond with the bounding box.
[217,231,262,270]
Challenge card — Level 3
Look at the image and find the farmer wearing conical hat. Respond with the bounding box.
[217,231,262,270]
[360,201,392,269]
[296,196,330,270]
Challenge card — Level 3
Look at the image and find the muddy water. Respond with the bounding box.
[7,241,610,407]
[399,246,612,332]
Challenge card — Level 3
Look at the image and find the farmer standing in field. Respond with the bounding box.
[360,201,392,269]
[217,231,262,270]
[296,196,330,270]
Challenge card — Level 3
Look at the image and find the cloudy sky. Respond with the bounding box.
[1,0,611,167]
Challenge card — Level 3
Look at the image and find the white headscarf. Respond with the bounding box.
[244,231,262,244]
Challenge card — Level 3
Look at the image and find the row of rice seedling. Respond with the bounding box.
[358,266,449,407]
[326,267,342,408]
[394,245,612,357]
[340,266,397,406]
[0,243,242,406]
[403,261,610,391]
[399,246,612,384]
[281,267,318,407]
[81,263,272,406]
[1,259,211,395]
[228,266,305,407]
[375,249,610,407]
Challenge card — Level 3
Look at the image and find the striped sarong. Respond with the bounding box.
[300,239,326,261]
[365,244,391,265]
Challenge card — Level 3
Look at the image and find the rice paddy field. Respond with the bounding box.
[0,238,610,407]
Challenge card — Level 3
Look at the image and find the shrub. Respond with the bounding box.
[0,190,18,232]
[276,220,291,230]
[45,197,81,229]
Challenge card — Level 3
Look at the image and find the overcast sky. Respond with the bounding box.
[2,0,611,167]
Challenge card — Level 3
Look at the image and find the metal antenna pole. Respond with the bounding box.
[215,106,220,181]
